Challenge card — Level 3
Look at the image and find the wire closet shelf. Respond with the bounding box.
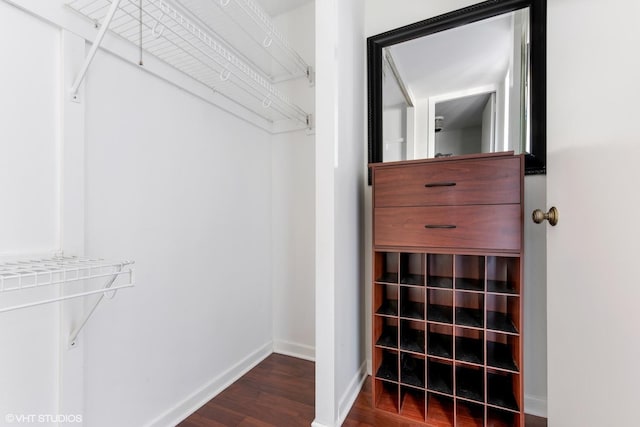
[0,255,135,313]
[67,0,312,127]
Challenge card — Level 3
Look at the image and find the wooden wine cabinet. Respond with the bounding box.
[371,153,524,426]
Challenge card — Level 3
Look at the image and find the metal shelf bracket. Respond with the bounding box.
[68,264,133,348]
[69,0,123,102]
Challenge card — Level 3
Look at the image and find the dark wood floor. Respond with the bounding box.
[179,354,546,427]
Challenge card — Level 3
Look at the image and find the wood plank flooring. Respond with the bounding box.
[178,354,314,427]
[178,354,546,427]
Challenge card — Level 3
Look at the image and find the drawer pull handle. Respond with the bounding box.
[425,182,456,187]
[425,225,457,229]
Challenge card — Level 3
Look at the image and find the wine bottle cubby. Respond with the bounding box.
[371,153,524,426]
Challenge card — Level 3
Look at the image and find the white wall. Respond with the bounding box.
[82,49,273,427]
[314,0,366,425]
[496,72,508,151]
[435,127,482,156]
[0,3,60,426]
[0,2,60,255]
[271,2,316,361]
[382,107,407,161]
[481,94,494,153]
[507,10,524,153]
[366,0,480,45]
[413,100,429,159]
[334,0,366,418]
[365,0,548,416]
[382,60,408,161]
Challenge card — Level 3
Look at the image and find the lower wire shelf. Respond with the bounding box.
[0,254,135,313]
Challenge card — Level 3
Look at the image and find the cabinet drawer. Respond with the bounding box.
[374,205,521,251]
[374,158,521,207]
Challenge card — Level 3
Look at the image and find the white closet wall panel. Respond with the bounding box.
[0,3,60,426]
[271,2,315,360]
[314,0,366,424]
[84,50,273,427]
[333,0,366,414]
[0,1,60,254]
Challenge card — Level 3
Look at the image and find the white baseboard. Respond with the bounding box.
[312,361,367,427]
[337,360,368,426]
[141,339,544,426]
[525,394,547,418]
[143,342,273,427]
[273,339,315,362]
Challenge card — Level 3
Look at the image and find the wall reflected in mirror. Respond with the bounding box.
[382,7,530,162]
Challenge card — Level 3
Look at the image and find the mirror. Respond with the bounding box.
[368,0,546,178]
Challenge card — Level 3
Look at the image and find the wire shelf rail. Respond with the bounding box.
[67,0,311,127]
[0,255,135,314]
[175,0,310,81]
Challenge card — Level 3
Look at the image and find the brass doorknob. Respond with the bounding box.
[532,207,558,226]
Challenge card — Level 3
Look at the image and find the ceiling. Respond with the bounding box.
[388,11,515,102]
[256,0,313,17]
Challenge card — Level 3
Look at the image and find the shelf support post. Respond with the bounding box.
[69,0,123,102]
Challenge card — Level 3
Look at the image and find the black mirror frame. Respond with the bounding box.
[367,0,546,182]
